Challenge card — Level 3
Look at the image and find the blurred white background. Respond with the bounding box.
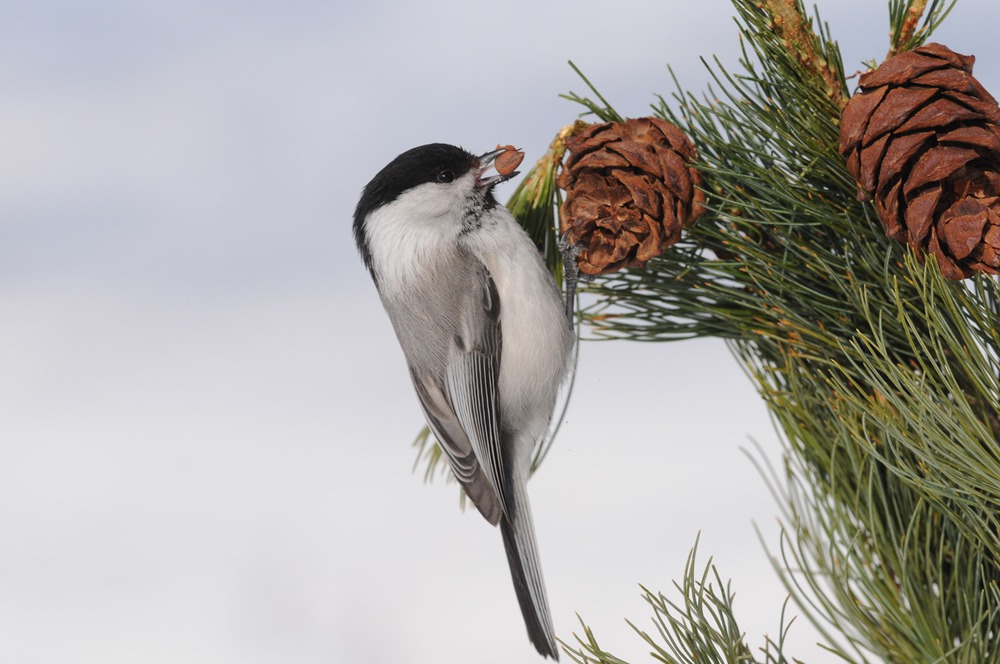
[2,1,997,662]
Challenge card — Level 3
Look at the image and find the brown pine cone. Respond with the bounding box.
[557,117,705,276]
[839,42,1000,280]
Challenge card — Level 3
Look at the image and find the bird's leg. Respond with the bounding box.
[557,232,584,330]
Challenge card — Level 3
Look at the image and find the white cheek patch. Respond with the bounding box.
[364,181,467,287]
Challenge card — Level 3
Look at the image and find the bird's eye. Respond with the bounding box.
[436,170,455,183]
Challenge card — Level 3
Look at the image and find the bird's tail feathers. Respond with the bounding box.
[500,485,559,660]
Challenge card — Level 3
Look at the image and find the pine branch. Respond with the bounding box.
[558,0,1000,661]
[762,0,847,108]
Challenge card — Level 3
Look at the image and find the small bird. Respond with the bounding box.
[353,144,574,659]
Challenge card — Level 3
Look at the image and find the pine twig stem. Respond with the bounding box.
[763,0,846,109]
[889,0,929,57]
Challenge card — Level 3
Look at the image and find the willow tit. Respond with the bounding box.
[353,144,573,659]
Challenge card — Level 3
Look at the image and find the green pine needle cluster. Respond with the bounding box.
[558,0,1000,661]
[564,536,797,664]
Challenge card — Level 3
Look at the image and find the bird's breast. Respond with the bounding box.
[468,225,573,436]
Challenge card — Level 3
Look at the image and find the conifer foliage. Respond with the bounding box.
[504,0,1000,661]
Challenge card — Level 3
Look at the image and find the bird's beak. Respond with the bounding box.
[475,148,519,189]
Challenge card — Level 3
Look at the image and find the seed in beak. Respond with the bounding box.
[494,145,524,177]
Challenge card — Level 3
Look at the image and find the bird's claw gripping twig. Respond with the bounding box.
[557,232,584,330]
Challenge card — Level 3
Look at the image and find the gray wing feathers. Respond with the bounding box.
[411,373,503,524]
[409,261,559,658]
[444,263,510,519]
[444,267,559,659]
[445,330,508,516]
[405,261,507,526]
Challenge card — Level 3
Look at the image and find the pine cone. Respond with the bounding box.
[557,117,705,276]
[839,43,1000,280]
